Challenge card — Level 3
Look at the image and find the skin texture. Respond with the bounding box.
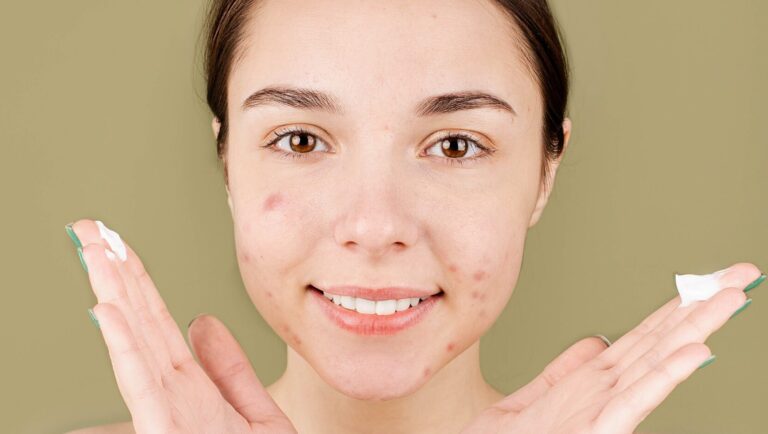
[219,0,566,431]
[64,1,763,433]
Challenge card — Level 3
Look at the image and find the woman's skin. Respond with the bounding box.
[65,0,763,433]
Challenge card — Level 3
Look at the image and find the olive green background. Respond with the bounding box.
[1,1,765,433]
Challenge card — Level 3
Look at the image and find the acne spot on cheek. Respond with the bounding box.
[263,192,284,212]
[446,342,456,352]
[423,367,431,378]
[266,291,273,298]
[473,270,487,282]
[241,252,250,263]
[448,263,458,273]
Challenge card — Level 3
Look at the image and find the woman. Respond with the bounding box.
[65,0,764,432]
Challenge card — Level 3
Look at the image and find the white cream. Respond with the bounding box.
[95,220,127,262]
[675,268,728,308]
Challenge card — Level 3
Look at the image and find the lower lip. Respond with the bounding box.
[308,286,442,336]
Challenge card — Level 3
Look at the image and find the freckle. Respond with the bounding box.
[263,193,283,212]
[473,270,487,281]
[446,342,455,352]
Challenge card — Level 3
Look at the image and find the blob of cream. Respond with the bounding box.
[95,220,128,262]
[675,268,729,308]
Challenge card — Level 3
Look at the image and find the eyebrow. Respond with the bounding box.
[241,86,517,117]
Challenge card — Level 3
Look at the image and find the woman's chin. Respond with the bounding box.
[313,355,433,401]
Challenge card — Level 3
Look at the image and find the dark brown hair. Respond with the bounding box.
[203,0,569,187]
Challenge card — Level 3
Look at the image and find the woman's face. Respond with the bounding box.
[221,0,566,400]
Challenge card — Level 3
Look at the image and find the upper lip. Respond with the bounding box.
[310,284,442,301]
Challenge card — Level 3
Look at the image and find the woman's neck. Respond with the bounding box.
[266,340,505,434]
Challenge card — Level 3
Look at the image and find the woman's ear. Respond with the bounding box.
[212,116,221,139]
[528,118,572,228]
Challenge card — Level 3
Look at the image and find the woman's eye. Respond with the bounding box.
[262,127,330,160]
[424,134,494,166]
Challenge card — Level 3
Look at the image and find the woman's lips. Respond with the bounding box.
[307,286,442,336]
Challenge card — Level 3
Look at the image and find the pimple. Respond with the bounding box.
[266,291,273,298]
[446,342,456,352]
[423,367,431,378]
[242,252,250,263]
[448,263,458,273]
[471,290,480,299]
[263,192,284,212]
[473,270,487,281]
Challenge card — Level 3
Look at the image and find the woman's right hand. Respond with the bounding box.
[461,262,763,434]
[68,219,297,434]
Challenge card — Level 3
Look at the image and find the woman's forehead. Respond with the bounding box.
[228,0,539,122]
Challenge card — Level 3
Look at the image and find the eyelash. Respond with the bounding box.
[261,126,495,167]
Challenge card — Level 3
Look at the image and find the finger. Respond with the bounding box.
[608,263,758,374]
[612,287,745,391]
[81,242,163,384]
[188,314,287,424]
[92,303,175,433]
[596,262,760,369]
[493,336,610,413]
[72,219,192,371]
[592,343,711,434]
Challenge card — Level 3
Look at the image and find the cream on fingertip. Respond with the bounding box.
[95,220,127,262]
[675,268,729,308]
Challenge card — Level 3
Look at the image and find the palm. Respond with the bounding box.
[68,219,296,434]
[462,263,760,434]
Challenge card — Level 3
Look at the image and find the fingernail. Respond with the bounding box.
[593,334,612,347]
[87,308,100,328]
[729,298,753,319]
[76,246,89,273]
[697,354,716,370]
[188,314,202,330]
[744,274,766,293]
[64,222,82,249]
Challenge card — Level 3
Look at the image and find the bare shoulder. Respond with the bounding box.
[65,421,134,434]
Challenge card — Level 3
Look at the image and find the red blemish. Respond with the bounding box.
[293,334,302,346]
[423,367,431,377]
[446,342,455,352]
[471,290,480,299]
[448,263,458,273]
[473,270,487,281]
[242,252,250,262]
[263,193,283,212]
[266,291,273,298]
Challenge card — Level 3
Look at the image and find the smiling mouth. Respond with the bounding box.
[307,285,445,316]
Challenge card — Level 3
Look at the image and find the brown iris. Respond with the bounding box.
[288,132,317,153]
[440,137,469,158]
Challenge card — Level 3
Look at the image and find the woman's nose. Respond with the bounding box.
[332,159,419,259]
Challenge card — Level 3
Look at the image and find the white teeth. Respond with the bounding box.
[320,290,433,315]
[396,298,411,311]
[375,299,397,315]
[355,298,376,314]
[340,295,356,310]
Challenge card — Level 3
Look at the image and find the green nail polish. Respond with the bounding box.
[64,223,82,249]
[76,246,89,273]
[87,308,100,328]
[744,274,766,293]
[697,354,716,370]
[729,298,753,319]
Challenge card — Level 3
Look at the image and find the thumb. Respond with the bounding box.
[187,314,286,424]
[495,335,611,413]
